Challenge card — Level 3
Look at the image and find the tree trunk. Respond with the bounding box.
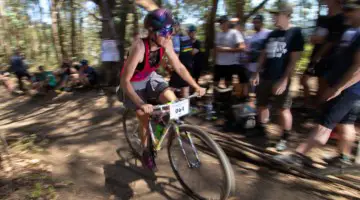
[132,3,139,36]
[204,0,218,68]
[236,0,245,23]
[36,1,49,62]
[118,0,129,63]
[79,16,84,59]
[70,0,76,58]
[49,0,61,63]
[55,0,67,60]
[0,0,11,62]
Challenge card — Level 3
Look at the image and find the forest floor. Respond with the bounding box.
[0,75,359,200]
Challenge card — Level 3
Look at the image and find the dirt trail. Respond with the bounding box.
[0,88,359,200]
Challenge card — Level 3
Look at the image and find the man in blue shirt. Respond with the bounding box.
[70,60,97,87]
[276,0,360,167]
[10,50,32,91]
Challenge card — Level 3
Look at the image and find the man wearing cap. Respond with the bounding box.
[301,0,348,108]
[169,22,196,97]
[214,15,246,88]
[71,59,97,87]
[275,0,360,167]
[250,1,305,151]
[188,24,204,83]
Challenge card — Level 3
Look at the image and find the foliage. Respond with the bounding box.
[296,43,313,73]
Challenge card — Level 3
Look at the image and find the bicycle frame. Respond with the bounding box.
[147,117,201,168]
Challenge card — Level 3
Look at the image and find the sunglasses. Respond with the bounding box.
[156,26,173,37]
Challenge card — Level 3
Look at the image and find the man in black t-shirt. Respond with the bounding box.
[301,0,347,107]
[169,23,194,97]
[250,1,304,151]
[276,0,360,166]
[188,25,203,83]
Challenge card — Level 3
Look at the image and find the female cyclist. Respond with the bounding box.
[118,8,206,170]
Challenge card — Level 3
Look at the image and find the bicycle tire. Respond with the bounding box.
[123,109,142,159]
[167,124,236,200]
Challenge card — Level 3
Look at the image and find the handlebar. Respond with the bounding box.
[153,93,199,111]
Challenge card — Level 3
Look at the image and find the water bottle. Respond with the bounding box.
[154,124,164,141]
[205,103,213,121]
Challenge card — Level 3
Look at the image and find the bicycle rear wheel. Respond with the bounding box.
[123,109,142,158]
[168,124,236,200]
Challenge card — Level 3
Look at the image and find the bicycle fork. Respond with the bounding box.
[174,126,201,168]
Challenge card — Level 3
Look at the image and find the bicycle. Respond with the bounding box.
[122,93,236,200]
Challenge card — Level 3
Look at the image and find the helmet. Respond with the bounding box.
[80,59,88,66]
[144,8,174,31]
[188,24,197,32]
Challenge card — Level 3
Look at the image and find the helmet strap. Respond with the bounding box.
[150,34,161,47]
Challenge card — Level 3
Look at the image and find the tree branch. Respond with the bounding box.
[244,0,270,22]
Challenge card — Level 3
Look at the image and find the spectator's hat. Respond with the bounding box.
[268,1,293,15]
[253,14,264,22]
[343,0,360,10]
[188,24,197,32]
[80,59,88,66]
[217,15,229,24]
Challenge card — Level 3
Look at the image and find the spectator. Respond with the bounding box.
[172,19,181,55]
[55,59,76,92]
[301,0,348,108]
[246,15,272,98]
[188,24,204,83]
[32,66,57,93]
[275,0,360,167]
[214,15,246,88]
[169,22,194,97]
[10,50,32,91]
[76,59,97,87]
[250,1,305,151]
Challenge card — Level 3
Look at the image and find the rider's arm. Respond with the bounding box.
[120,39,146,108]
[334,51,360,92]
[165,40,200,90]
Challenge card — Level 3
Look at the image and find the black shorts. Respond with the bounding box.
[256,79,292,109]
[319,91,360,129]
[304,59,328,77]
[213,65,235,83]
[169,64,192,88]
[237,66,249,84]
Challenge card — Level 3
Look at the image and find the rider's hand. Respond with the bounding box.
[250,72,259,87]
[195,87,206,97]
[140,104,154,114]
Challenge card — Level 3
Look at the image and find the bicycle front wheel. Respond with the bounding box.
[168,124,235,200]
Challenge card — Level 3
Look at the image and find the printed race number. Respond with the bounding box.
[170,99,190,119]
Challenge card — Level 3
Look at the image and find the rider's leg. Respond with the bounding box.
[136,109,150,148]
[159,88,177,103]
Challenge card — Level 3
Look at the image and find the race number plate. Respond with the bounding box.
[170,99,190,119]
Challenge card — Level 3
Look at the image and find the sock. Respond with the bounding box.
[282,130,291,140]
[340,153,351,162]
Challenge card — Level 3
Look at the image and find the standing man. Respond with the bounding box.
[10,50,32,91]
[169,22,195,97]
[276,0,360,166]
[250,1,305,151]
[214,15,246,88]
[247,15,271,78]
[188,25,204,83]
[301,0,348,108]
